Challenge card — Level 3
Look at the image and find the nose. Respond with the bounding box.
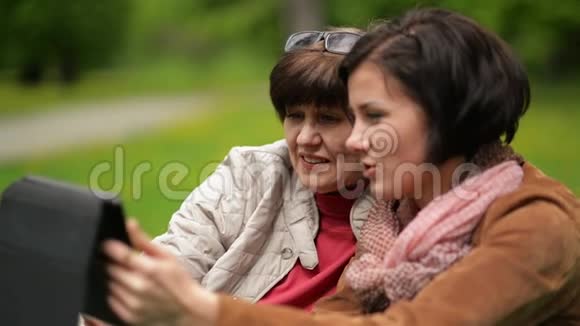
[296,123,322,146]
[346,120,367,153]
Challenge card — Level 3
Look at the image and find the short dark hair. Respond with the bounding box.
[270,28,362,121]
[339,8,530,164]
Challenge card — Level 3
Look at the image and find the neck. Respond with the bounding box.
[414,156,465,210]
[315,191,358,220]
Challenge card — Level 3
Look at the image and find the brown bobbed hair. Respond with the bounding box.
[270,27,363,121]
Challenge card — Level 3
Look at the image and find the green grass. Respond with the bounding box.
[0,91,283,235]
[511,81,580,193]
[0,82,578,236]
[0,53,274,118]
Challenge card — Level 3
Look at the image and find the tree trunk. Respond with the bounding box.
[282,0,325,35]
[18,62,44,86]
[58,49,81,85]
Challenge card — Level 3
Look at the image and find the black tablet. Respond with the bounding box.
[0,176,130,325]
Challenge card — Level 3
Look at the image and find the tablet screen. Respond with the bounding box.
[0,176,130,325]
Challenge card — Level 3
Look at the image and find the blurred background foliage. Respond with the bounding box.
[0,0,131,84]
[0,0,578,234]
[2,0,580,85]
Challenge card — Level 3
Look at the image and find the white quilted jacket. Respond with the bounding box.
[153,140,373,302]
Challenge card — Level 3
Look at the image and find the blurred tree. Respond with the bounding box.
[282,0,324,34]
[185,0,282,57]
[498,0,580,77]
[0,0,131,85]
[126,0,282,61]
[4,0,577,82]
[326,0,580,77]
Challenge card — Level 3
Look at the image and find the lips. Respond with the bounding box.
[303,156,329,164]
[299,154,330,171]
[362,159,376,178]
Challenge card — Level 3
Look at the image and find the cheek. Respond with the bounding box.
[398,139,427,165]
[283,123,295,143]
[284,125,301,171]
[323,127,353,158]
[401,114,430,163]
[388,122,429,165]
[284,124,299,151]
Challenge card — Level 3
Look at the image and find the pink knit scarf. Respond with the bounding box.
[345,160,524,312]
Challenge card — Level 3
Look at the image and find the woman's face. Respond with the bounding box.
[284,105,363,194]
[345,61,430,201]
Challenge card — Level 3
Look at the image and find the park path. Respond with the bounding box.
[0,95,209,164]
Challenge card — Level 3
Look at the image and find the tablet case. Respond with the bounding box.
[0,176,130,325]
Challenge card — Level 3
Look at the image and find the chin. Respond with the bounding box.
[371,181,395,201]
[300,177,336,194]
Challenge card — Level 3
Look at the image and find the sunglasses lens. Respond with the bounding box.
[326,33,361,54]
[285,32,322,52]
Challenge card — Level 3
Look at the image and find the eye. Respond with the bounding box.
[365,111,384,121]
[285,111,304,120]
[319,113,342,123]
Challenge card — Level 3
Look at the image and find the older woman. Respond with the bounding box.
[102,8,580,325]
[102,27,370,315]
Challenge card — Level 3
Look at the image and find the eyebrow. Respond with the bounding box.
[358,101,385,111]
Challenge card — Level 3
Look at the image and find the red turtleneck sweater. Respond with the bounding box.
[258,192,357,311]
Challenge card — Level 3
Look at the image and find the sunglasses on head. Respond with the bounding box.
[284,31,362,55]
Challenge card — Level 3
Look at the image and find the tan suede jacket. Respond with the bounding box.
[216,163,580,325]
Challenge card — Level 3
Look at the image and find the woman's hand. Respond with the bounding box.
[102,219,218,326]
